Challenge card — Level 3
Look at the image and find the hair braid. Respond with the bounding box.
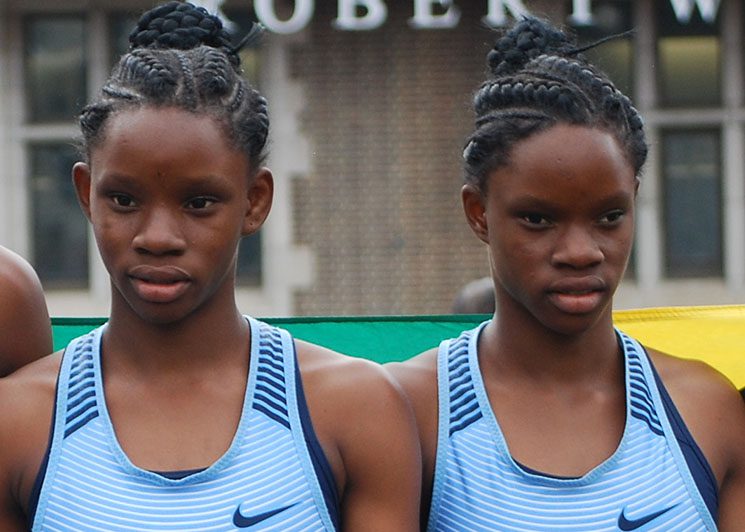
[175,53,198,110]
[117,48,178,100]
[465,17,648,191]
[194,47,232,97]
[79,1,269,171]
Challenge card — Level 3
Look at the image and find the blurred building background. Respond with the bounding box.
[0,0,743,317]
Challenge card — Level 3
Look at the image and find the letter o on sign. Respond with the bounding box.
[254,0,315,34]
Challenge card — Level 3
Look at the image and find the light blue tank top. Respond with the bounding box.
[428,323,718,531]
[30,317,338,531]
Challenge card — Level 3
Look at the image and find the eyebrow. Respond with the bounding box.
[98,172,234,186]
[509,191,634,211]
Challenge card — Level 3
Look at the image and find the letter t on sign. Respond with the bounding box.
[482,0,530,27]
[568,0,593,25]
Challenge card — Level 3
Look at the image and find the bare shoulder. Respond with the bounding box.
[0,247,52,375]
[0,247,47,308]
[0,352,61,517]
[648,347,743,415]
[295,339,411,412]
[647,347,745,482]
[0,351,60,415]
[0,352,61,446]
[386,348,439,409]
[387,348,438,380]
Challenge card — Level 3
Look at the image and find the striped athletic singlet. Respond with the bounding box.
[30,317,339,531]
[428,322,718,531]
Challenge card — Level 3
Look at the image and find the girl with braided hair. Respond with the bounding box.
[0,2,420,530]
[389,16,745,531]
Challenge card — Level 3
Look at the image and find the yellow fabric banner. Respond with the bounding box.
[614,305,745,389]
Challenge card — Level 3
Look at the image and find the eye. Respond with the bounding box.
[185,196,216,210]
[110,193,135,208]
[599,210,625,225]
[520,213,552,227]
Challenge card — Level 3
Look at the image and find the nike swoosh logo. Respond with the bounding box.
[618,503,678,531]
[233,503,298,528]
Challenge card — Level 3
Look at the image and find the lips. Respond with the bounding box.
[547,276,607,314]
[128,265,191,304]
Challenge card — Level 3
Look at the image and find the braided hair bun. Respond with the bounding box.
[129,1,239,66]
[81,1,270,170]
[487,17,577,76]
[463,16,648,189]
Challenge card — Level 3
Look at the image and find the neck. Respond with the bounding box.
[104,292,250,375]
[480,303,621,385]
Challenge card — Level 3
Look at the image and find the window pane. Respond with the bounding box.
[572,0,634,95]
[662,130,722,277]
[24,16,86,123]
[237,232,262,285]
[29,144,89,287]
[656,3,720,107]
[658,37,720,107]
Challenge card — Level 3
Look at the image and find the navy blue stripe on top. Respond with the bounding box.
[294,353,340,531]
[647,357,718,520]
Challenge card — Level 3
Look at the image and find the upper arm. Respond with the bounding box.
[386,353,440,527]
[711,383,745,531]
[652,351,745,530]
[0,249,52,376]
[0,375,52,531]
[0,410,27,532]
[336,363,422,532]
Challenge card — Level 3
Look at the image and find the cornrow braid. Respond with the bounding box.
[530,53,647,172]
[117,48,179,101]
[474,77,593,121]
[465,17,648,191]
[79,1,269,171]
[175,53,198,110]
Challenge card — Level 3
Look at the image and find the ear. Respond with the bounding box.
[462,183,489,244]
[242,167,274,236]
[72,162,93,222]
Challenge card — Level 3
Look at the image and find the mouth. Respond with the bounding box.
[546,277,607,315]
[128,266,191,304]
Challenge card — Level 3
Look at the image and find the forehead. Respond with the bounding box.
[489,124,636,205]
[91,106,249,179]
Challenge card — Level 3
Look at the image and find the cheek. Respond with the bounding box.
[603,221,636,262]
[490,235,540,287]
[492,229,546,265]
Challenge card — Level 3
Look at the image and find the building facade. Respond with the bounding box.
[0,0,743,317]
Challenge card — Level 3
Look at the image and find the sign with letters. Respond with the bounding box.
[194,0,722,34]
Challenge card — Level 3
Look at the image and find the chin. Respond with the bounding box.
[540,308,612,338]
[124,297,194,327]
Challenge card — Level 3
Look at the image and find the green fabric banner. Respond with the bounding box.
[51,315,488,364]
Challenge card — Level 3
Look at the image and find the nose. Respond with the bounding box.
[551,224,604,269]
[132,205,186,256]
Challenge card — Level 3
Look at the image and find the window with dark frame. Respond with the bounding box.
[662,130,723,278]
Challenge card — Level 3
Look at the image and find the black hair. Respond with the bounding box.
[464,17,647,191]
[79,1,268,171]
